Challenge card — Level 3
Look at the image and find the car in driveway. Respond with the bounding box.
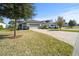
[48,24,58,29]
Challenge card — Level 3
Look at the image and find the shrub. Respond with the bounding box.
[39,25,48,29]
[0,25,3,30]
[7,25,14,31]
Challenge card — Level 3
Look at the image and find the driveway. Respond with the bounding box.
[31,29,79,46]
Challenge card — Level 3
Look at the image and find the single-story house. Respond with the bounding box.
[26,20,44,29]
[11,19,69,30]
[17,19,44,30]
[17,19,58,30]
[0,22,6,28]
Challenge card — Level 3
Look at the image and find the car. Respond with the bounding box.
[22,26,29,30]
[48,25,58,29]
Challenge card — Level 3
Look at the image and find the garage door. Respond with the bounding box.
[29,24,39,29]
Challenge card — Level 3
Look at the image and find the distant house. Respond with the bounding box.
[63,23,68,27]
[0,22,6,28]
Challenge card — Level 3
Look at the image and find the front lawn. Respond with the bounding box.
[0,30,73,56]
[49,28,79,32]
[60,29,79,32]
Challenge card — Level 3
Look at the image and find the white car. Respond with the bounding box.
[48,25,58,29]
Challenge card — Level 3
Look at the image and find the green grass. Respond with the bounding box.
[0,30,73,56]
[62,26,79,30]
[48,28,79,32]
[61,29,79,32]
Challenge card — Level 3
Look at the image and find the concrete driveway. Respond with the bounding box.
[31,29,79,46]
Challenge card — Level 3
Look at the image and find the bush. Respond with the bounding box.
[7,25,14,31]
[39,25,48,29]
[0,25,4,30]
[7,24,18,31]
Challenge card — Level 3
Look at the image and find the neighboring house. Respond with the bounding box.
[63,23,68,27]
[76,24,79,26]
[0,22,6,28]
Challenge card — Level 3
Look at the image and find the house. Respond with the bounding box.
[26,20,44,29]
[63,23,68,27]
[17,19,57,30]
[11,19,69,30]
[17,19,43,29]
[0,22,6,28]
[26,20,58,29]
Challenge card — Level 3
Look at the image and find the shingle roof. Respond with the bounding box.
[26,20,44,24]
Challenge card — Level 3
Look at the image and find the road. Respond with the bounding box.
[31,29,79,46]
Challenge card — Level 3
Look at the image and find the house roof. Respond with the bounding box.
[26,20,44,24]
[11,19,55,24]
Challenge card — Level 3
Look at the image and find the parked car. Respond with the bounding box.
[48,25,58,29]
[22,26,29,30]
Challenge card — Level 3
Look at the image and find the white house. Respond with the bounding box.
[0,23,6,28]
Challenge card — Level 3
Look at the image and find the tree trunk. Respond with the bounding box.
[14,19,17,38]
[60,27,61,31]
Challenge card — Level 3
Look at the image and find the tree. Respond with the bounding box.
[0,3,35,38]
[68,20,76,28]
[8,20,14,30]
[56,16,64,30]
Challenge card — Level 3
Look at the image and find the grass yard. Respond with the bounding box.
[49,28,79,32]
[60,29,79,32]
[62,26,79,29]
[0,30,73,56]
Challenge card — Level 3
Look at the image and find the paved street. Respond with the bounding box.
[31,29,79,46]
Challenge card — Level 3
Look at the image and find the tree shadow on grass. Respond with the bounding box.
[0,34,22,40]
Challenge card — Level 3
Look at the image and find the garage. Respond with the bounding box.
[27,20,42,29]
[28,23,41,29]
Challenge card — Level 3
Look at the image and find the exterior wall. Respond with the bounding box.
[27,23,41,29]
[0,23,6,28]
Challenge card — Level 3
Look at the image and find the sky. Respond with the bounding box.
[3,3,79,24]
[34,3,79,23]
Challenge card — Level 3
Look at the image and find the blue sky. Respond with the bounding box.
[34,3,79,23]
[3,3,79,24]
